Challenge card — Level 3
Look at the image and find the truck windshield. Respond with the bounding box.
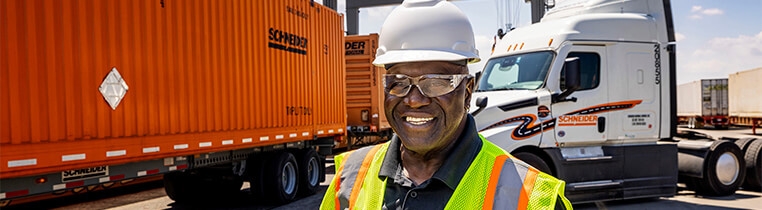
[476,51,554,91]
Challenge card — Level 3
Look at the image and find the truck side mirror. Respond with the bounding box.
[471,96,488,117]
[554,57,581,103]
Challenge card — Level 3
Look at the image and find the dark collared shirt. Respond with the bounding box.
[378,115,483,210]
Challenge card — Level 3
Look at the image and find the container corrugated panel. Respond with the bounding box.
[344,34,389,131]
[700,79,728,116]
[729,68,762,118]
[0,0,345,179]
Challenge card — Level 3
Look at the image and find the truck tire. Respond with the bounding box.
[296,148,321,196]
[164,171,192,202]
[743,139,762,191]
[735,138,755,151]
[689,140,746,196]
[164,171,204,203]
[513,152,552,175]
[264,152,299,204]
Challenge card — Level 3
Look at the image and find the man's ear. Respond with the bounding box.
[465,77,475,107]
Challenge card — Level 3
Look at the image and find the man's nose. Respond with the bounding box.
[403,86,431,109]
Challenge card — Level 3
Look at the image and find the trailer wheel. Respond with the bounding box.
[296,149,322,196]
[264,152,299,204]
[164,171,196,202]
[691,140,746,196]
[743,139,762,191]
[513,152,552,175]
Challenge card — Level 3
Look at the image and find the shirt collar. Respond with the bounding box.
[379,114,483,190]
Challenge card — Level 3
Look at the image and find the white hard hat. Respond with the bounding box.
[372,0,480,67]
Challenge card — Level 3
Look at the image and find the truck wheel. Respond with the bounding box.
[692,141,746,196]
[735,138,755,151]
[164,171,198,202]
[296,149,322,196]
[513,152,552,175]
[264,152,299,204]
[743,139,762,191]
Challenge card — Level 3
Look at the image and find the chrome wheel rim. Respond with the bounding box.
[716,151,740,185]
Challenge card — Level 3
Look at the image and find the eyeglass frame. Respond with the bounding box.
[382,74,473,97]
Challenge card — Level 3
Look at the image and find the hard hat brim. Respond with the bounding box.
[372,50,480,67]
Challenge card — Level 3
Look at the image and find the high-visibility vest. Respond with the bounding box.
[320,135,573,210]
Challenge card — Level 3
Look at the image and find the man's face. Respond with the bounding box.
[384,61,474,153]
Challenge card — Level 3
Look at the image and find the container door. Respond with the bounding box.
[701,79,729,117]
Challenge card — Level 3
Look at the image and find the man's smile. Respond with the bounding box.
[404,116,435,125]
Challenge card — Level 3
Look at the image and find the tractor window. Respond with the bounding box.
[477,51,555,91]
[561,52,600,90]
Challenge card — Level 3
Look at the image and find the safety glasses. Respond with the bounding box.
[383,74,472,97]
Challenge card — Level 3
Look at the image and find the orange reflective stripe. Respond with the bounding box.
[333,153,351,210]
[348,144,384,209]
[517,167,539,210]
[333,169,342,210]
[483,155,509,210]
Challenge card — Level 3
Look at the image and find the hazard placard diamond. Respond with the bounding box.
[99,67,129,110]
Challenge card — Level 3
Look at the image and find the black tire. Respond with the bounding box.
[743,139,762,191]
[735,138,756,151]
[513,152,553,175]
[164,171,198,203]
[296,148,322,196]
[264,152,299,204]
[693,140,746,196]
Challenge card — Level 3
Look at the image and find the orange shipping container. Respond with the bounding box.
[0,0,345,182]
[342,34,391,149]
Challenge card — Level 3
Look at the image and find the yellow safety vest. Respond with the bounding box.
[321,135,573,210]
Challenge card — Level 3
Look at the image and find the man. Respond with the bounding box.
[321,0,572,209]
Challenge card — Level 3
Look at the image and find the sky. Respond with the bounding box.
[317,0,762,85]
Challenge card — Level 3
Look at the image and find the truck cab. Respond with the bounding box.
[471,0,684,203]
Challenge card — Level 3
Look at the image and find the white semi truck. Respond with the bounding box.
[471,0,761,203]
